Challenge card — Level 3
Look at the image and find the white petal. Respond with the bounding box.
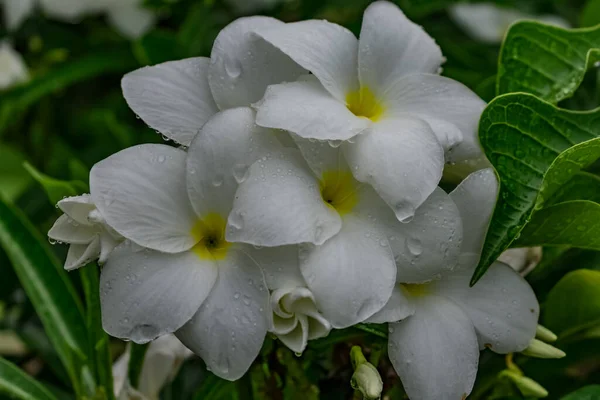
[432,260,539,353]
[38,0,88,21]
[2,0,35,31]
[299,215,396,328]
[48,214,97,244]
[208,17,306,109]
[449,3,508,44]
[388,296,479,400]
[107,4,156,39]
[449,168,498,256]
[186,107,282,217]
[384,73,486,160]
[364,285,414,324]
[97,231,122,264]
[293,136,349,177]
[255,76,369,141]
[65,239,101,271]
[90,144,198,253]
[255,20,359,101]
[0,42,29,89]
[276,315,308,354]
[57,194,94,225]
[121,58,218,146]
[358,1,443,97]
[343,117,444,222]
[175,247,269,381]
[226,149,341,247]
[101,243,217,343]
[247,246,305,290]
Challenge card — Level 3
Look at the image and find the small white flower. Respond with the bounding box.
[251,0,485,221]
[368,169,539,400]
[94,108,289,380]
[0,42,29,90]
[121,16,305,146]
[253,246,331,354]
[112,335,193,400]
[227,138,463,328]
[449,3,571,44]
[48,194,122,270]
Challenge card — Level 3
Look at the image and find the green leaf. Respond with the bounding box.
[561,385,600,399]
[547,172,600,205]
[0,46,138,134]
[0,145,32,203]
[128,343,149,389]
[23,162,88,205]
[193,373,237,400]
[497,21,600,103]
[474,93,600,283]
[581,0,600,27]
[0,356,59,400]
[544,269,600,339]
[80,264,114,400]
[0,197,89,396]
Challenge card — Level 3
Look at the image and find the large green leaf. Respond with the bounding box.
[547,172,600,205]
[497,21,600,103]
[561,385,600,400]
[0,197,89,395]
[474,93,600,283]
[0,357,59,400]
[23,162,87,205]
[544,269,600,338]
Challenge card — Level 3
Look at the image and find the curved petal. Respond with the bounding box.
[364,285,414,324]
[449,168,498,256]
[247,246,305,290]
[186,107,282,217]
[432,260,539,353]
[100,243,218,343]
[226,149,341,247]
[255,76,369,141]
[90,144,198,253]
[299,215,396,328]
[175,247,269,381]
[0,42,29,89]
[121,58,218,146]
[57,194,95,225]
[255,20,359,101]
[107,4,156,39]
[65,239,101,271]
[208,16,306,109]
[384,73,486,159]
[293,136,349,177]
[388,296,479,400]
[343,117,444,222]
[3,0,35,31]
[49,214,97,244]
[358,1,443,97]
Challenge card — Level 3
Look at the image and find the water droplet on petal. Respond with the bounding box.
[405,237,423,256]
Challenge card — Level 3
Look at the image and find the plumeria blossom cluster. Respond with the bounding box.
[49,2,541,398]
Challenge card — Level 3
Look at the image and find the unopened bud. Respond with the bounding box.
[500,370,548,398]
[349,346,382,400]
[522,338,565,359]
[535,325,558,343]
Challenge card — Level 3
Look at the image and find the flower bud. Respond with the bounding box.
[349,346,383,400]
[522,338,565,359]
[535,324,558,343]
[500,370,548,398]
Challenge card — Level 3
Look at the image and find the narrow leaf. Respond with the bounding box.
[23,162,87,205]
[0,357,59,400]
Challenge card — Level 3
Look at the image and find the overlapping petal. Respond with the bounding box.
[364,285,414,324]
[65,239,101,271]
[100,243,218,343]
[208,16,305,109]
[48,214,97,244]
[121,58,218,146]
[175,247,269,381]
[90,144,198,253]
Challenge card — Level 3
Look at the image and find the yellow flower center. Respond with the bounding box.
[401,283,430,298]
[190,213,231,260]
[320,170,359,216]
[346,86,385,121]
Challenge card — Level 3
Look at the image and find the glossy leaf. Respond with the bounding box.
[544,269,600,338]
[498,21,600,103]
[0,197,89,395]
[474,93,600,283]
[0,357,59,400]
[547,172,600,205]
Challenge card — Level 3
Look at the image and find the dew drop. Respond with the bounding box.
[232,163,249,183]
[405,237,423,256]
[157,154,166,163]
[224,59,242,78]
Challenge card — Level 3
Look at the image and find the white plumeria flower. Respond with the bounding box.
[112,334,193,400]
[449,3,570,44]
[0,42,29,90]
[226,138,463,328]
[122,16,304,147]
[367,169,539,400]
[94,108,292,380]
[1,0,154,39]
[251,1,485,221]
[253,246,331,354]
[48,194,122,270]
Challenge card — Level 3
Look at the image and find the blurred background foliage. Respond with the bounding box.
[1,0,600,399]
